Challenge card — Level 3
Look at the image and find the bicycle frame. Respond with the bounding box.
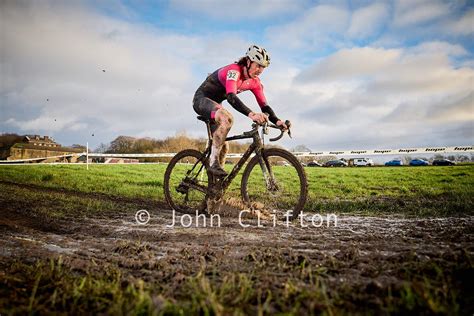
[219,131,260,191]
[182,123,277,198]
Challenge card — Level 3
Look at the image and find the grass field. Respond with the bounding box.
[0,164,473,314]
[1,163,473,216]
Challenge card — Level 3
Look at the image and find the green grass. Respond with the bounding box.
[1,250,468,315]
[0,164,167,200]
[1,164,473,216]
[305,165,474,216]
[0,182,139,220]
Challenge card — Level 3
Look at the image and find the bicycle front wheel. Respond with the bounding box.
[241,148,308,219]
[164,149,210,214]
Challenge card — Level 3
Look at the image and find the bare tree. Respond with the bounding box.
[108,136,136,153]
[94,142,109,153]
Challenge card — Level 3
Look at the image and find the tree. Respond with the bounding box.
[132,138,155,153]
[108,136,136,153]
[291,144,312,152]
[0,133,23,148]
[94,142,109,153]
[71,144,87,151]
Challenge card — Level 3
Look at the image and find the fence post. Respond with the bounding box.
[86,142,89,170]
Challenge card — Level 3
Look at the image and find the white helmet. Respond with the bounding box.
[246,45,270,67]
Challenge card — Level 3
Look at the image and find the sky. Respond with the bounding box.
[0,0,473,151]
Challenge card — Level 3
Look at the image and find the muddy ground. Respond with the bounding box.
[0,183,473,315]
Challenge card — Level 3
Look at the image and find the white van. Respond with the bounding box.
[353,158,374,166]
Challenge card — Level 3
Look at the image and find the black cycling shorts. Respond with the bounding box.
[192,89,220,120]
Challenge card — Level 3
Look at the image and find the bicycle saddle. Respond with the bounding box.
[197,115,210,123]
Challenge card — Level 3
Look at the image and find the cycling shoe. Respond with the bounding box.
[208,163,228,177]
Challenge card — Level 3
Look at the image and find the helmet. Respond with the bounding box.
[246,45,270,67]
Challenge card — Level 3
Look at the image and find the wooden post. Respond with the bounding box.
[86,142,89,170]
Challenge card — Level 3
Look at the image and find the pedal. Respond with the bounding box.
[176,183,189,194]
[176,177,200,194]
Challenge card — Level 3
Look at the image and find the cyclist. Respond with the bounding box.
[193,44,288,177]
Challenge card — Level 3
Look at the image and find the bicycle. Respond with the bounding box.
[163,116,308,219]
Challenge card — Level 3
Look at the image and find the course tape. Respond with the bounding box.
[0,153,78,163]
[87,146,472,158]
[0,146,472,163]
[292,146,473,157]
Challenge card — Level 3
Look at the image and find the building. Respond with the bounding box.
[0,134,83,162]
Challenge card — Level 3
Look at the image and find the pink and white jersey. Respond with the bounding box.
[217,64,267,107]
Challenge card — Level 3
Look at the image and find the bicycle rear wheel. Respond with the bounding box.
[241,148,307,219]
[164,149,210,214]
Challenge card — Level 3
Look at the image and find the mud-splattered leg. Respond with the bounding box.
[209,108,233,171]
[219,141,229,167]
[207,108,233,213]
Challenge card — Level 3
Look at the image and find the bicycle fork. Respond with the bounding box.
[257,152,279,192]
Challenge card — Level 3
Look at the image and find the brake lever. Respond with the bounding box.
[285,120,292,138]
[262,122,269,135]
[266,119,292,142]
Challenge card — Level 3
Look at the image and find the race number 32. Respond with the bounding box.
[226,70,239,81]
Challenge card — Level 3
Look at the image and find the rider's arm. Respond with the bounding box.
[226,93,252,116]
[261,104,280,125]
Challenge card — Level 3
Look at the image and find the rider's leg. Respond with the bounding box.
[209,108,233,176]
[219,141,229,167]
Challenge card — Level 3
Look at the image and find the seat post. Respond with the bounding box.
[197,115,213,142]
[206,122,213,141]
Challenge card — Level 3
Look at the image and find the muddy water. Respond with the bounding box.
[2,205,472,269]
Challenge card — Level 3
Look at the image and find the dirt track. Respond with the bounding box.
[2,202,473,308]
[0,179,473,315]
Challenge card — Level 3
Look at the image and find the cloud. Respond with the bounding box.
[296,43,473,98]
[296,47,402,82]
[266,3,350,51]
[444,8,474,36]
[266,0,472,66]
[348,3,390,39]
[271,42,474,149]
[0,1,249,146]
[393,0,450,27]
[169,0,306,19]
[387,0,474,41]
[1,1,472,152]
[7,115,87,132]
[408,41,468,56]
[427,92,473,123]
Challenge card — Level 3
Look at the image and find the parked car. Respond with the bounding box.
[385,159,403,166]
[324,160,348,167]
[306,161,322,167]
[353,158,374,166]
[409,158,429,166]
[432,159,456,166]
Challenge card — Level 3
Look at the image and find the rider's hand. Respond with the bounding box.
[248,112,268,125]
[276,120,289,131]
